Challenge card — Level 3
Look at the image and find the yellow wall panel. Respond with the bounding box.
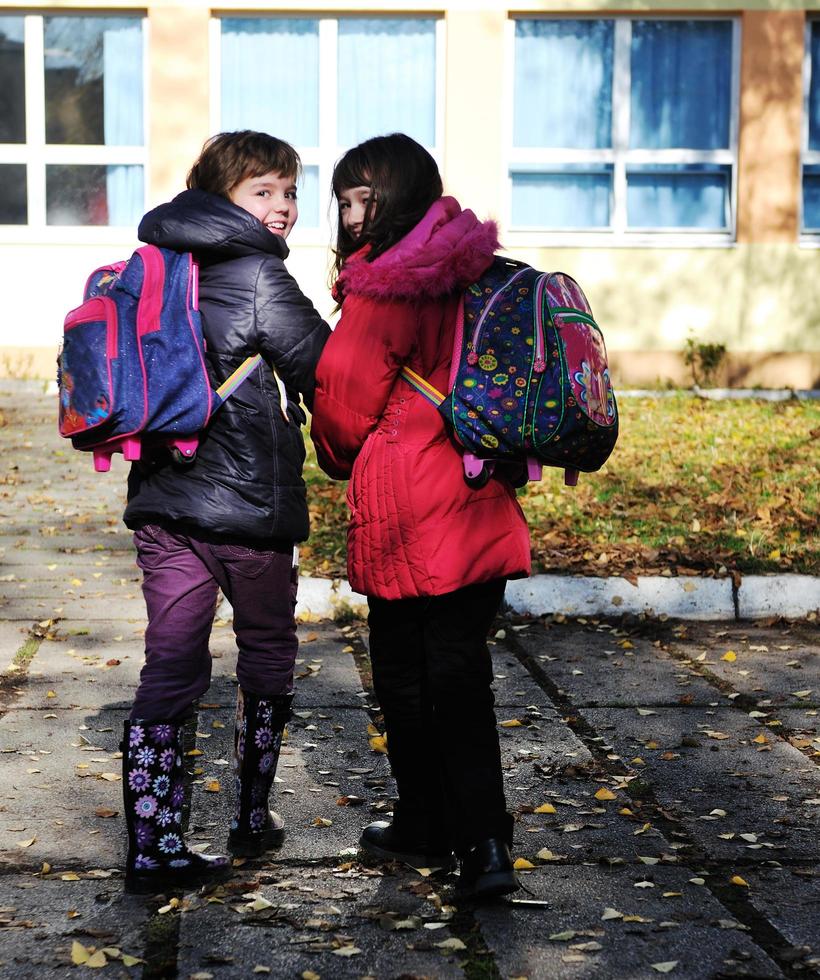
[147,6,212,205]
[737,10,804,242]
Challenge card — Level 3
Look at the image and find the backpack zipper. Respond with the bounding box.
[466,266,530,363]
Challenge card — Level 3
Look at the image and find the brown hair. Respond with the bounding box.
[186,131,301,199]
[331,133,443,283]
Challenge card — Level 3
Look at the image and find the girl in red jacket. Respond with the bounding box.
[311,133,531,900]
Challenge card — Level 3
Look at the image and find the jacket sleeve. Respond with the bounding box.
[253,258,331,411]
[310,295,418,480]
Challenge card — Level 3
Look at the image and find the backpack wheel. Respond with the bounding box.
[464,467,492,489]
[171,446,197,465]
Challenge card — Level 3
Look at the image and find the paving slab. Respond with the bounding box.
[584,706,820,862]
[0,877,148,979]
[476,865,784,979]
[515,627,720,707]
[743,866,820,967]
[176,867,464,979]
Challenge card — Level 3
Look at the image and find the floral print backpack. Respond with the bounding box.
[401,257,619,488]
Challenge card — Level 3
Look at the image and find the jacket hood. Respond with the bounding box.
[337,196,498,301]
[138,188,289,260]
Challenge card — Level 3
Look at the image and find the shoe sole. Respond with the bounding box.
[124,861,233,895]
[359,839,456,870]
[228,826,285,858]
[456,871,519,901]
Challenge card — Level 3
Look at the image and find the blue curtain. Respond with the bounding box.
[630,20,732,150]
[221,19,319,146]
[103,20,143,225]
[809,23,820,151]
[514,20,613,149]
[627,165,729,229]
[512,170,611,228]
[803,167,820,229]
[298,165,319,228]
[337,19,436,146]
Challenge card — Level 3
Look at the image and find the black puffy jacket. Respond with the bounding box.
[123,189,330,543]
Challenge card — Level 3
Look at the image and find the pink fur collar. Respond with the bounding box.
[337,196,499,301]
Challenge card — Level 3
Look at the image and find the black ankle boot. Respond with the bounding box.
[228,690,292,857]
[359,821,456,869]
[456,838,519,900]
[122,719,232,895]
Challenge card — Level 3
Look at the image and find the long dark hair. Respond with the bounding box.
[331,133,443,283]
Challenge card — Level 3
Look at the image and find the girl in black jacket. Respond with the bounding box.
[120,132,330,893]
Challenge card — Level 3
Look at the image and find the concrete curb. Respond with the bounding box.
[217,573,820,623]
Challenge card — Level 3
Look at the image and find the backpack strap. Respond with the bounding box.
[400,366,445,407]
[213,353,264,408]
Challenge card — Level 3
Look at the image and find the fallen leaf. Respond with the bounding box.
[513,858,534,869]
[535,803,557,814]
[312,817,332,827]
[594,788,617,801]
[16,838,35,848]
[332,946,361,957]
[730,875,749,887]
[651,962,679,974]
[601,907,623,920]
[721,651,737,662]
[94,807,118,818]
[500,719,523,728]
[61,872,81,881]
[204,780,221,793]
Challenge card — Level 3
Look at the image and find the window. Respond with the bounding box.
[509,17,738,239]
[0,14,145,229]
[216,15,442,233]
[803,21,820,233]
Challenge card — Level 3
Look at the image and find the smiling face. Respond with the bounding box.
[337,185,373,240]
[229,171,298,239]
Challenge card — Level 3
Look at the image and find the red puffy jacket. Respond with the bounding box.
[311,197,531,600]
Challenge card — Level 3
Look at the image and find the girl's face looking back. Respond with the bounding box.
[230,171,298,239]
[338,185,372,240]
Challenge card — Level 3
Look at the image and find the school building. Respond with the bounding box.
[2,0,820,388]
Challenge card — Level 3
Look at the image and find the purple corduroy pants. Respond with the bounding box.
[130,524,298,721]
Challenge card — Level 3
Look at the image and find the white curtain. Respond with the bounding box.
[103,20,143,225]
[337,19,436,147]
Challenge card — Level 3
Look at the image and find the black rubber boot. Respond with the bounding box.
[228,690,292,857]
[122,719,232,895]
[359,820,456,869]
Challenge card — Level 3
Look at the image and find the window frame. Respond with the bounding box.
[503,14,741,248]
[801,17,820,244]
[0,11,148,241]
[210,12,445,246]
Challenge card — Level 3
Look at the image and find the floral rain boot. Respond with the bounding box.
[121,719,232,894]
[228,690,293,856]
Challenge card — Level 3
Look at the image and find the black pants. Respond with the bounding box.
[367,579,512,855]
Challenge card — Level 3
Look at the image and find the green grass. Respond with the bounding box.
[302,396,820,578]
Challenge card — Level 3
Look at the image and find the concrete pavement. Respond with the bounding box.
[1,383,820,978]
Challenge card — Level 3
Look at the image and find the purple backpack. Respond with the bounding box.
[58,246,259,472]
[401,257,618,487]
